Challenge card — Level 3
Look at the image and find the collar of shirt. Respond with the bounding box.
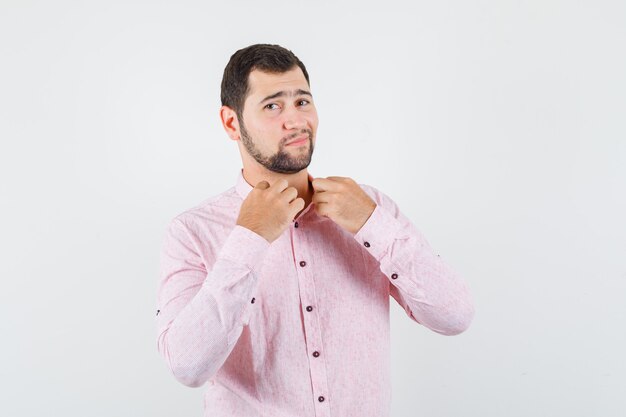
[234,168,318,222]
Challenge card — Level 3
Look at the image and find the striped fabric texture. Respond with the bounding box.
[156,168,475,416]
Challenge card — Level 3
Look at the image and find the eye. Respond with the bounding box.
[298,99,310,106]
[264,103,280,110]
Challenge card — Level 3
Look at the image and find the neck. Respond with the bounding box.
[241,166,313,209]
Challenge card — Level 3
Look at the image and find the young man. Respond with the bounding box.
[156,44,475,417]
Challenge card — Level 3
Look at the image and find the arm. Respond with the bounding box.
[353,187,475,336]
[155,218,270,387]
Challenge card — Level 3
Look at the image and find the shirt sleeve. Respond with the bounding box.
[353,187,476,336]
[155,218,270,387]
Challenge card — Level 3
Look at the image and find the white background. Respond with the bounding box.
[1,1,625,416]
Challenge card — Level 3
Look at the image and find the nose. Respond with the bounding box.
[283,107,307,131]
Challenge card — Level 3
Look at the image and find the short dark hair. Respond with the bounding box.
[220,44,310,121]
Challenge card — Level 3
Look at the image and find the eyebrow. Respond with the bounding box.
[259,89,312,105]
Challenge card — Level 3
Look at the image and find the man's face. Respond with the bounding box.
[237,67,319,174]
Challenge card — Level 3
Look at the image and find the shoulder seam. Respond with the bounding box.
[172,187,238,222]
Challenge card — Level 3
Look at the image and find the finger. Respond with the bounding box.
[269,178,289,193]
[314,201,329,217]
[289,197,305,215]
[254,180,270,190]
[311,177,338,193]
[281,186,299,203]
[311,190,330,204]
[326,176,348,182]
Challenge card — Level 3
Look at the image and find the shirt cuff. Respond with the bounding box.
[217,225,271,272]
[353,203,405,262]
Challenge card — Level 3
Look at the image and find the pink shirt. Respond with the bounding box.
[156,169,475,416]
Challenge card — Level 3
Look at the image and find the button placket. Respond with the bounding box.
[290,226,331,415]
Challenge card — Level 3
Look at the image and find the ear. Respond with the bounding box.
[219,105,240,141]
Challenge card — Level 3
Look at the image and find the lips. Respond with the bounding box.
[286,135,309,146]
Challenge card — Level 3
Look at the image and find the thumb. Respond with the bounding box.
[255,180,270,190]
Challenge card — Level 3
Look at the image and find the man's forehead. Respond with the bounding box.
[247,67,309,97]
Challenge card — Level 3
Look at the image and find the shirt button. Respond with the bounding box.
[313,351,320,357]
[364,241,370,247]
[299,261,306,267]
[251,297,255,304]
[306,306,313,312]
[318,396,325,402]
[391,273,398,279]
[294,221,299,228]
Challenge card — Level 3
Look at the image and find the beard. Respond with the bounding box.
[239,120,315,174]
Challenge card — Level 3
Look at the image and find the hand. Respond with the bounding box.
[311,176,376,234]
[236,179,305,243]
